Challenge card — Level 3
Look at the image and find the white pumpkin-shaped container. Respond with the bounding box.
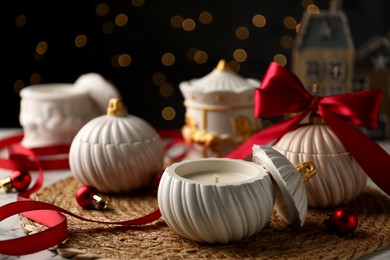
[272,123,367,208]
[69,98,165,193]
[157,145,314,244]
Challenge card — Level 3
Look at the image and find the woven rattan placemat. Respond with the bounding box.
[20,176,390,260]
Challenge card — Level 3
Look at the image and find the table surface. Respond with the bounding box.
[0,128,389,260]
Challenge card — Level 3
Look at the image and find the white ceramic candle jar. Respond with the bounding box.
[157,145,315,244]
[158,157,274,244]
[19,83,101,147]
[19,73,120,148]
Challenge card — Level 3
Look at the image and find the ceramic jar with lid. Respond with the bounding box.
[272,122,367,208]
[19,73,120,147]
[69,98,165,193]
[157,145,316,243]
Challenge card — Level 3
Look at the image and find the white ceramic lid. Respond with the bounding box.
[252,145,308,227]
[179,60,258,93]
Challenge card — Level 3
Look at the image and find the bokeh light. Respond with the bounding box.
[162,106,176,121]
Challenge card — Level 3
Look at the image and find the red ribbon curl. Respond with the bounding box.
[226,61,390,196]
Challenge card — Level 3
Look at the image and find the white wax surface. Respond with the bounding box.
[184,171,252,184]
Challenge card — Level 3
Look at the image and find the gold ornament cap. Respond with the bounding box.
[214,59,233,72]
[107,98,127,117]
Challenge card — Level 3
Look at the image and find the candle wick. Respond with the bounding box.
[214,174,219,184]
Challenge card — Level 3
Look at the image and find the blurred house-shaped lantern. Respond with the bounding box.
[179,60,260,157]
[354,35,390,139]
[292,0,355,96]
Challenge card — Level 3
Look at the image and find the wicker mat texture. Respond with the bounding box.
[20,176,390,260]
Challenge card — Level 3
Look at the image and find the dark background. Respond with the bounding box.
[2,0,389,130]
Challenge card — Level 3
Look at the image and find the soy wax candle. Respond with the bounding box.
[185,170,253,184]
[157,145,316,244]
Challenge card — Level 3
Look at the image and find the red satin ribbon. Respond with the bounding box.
[0,129,185,256]
[226,61,390,196]
[0,132,70,171]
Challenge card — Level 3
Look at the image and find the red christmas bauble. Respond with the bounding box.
[324,207,358,235]
[11,170,31,191]
[76,185,99,208]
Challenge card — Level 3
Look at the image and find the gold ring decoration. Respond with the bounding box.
[295,161,317,182]
[183,100,253,112]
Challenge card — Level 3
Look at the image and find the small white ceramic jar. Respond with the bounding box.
[19,83,101,147]
[19,73,120,148]
[157,145,314,244]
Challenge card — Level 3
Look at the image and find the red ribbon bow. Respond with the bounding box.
[226,61,390,196]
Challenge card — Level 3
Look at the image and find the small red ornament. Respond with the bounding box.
[324,207,358,236]
[76,185,108,210]
[0,170,31,192]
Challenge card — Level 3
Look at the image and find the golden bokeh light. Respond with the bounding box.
[307,4,320,14]
[115,14,128,27]
[152,72,166,86]
[117,54,132,67]
[199,11,213,25]
[182,18,196,31]
[283,16,297,30]
[280,35,294,49]
[131,0,145,7]
[102,21,115,34]
[13,80,25,93]
[35,42,48,55]
[235,26,250,40]
[171,15,183,29]
[227,60,240,72]
[233,49,247,62]
[96,3,109,16]
[160,83,174,97]
[162,52,175,66]
[252,14,266,28]
[29,73,41,85]
[194,50,208,64]
[273,54,287,66]
[75,34,88,48]
[162,106,176,121]
[15,15,26,28]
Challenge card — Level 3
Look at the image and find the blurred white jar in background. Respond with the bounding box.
[19,83,101,148]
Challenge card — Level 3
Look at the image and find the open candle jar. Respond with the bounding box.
[157,145,316,244]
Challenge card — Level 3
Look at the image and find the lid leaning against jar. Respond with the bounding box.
[179,60,261,157]
[252,145,311,227]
